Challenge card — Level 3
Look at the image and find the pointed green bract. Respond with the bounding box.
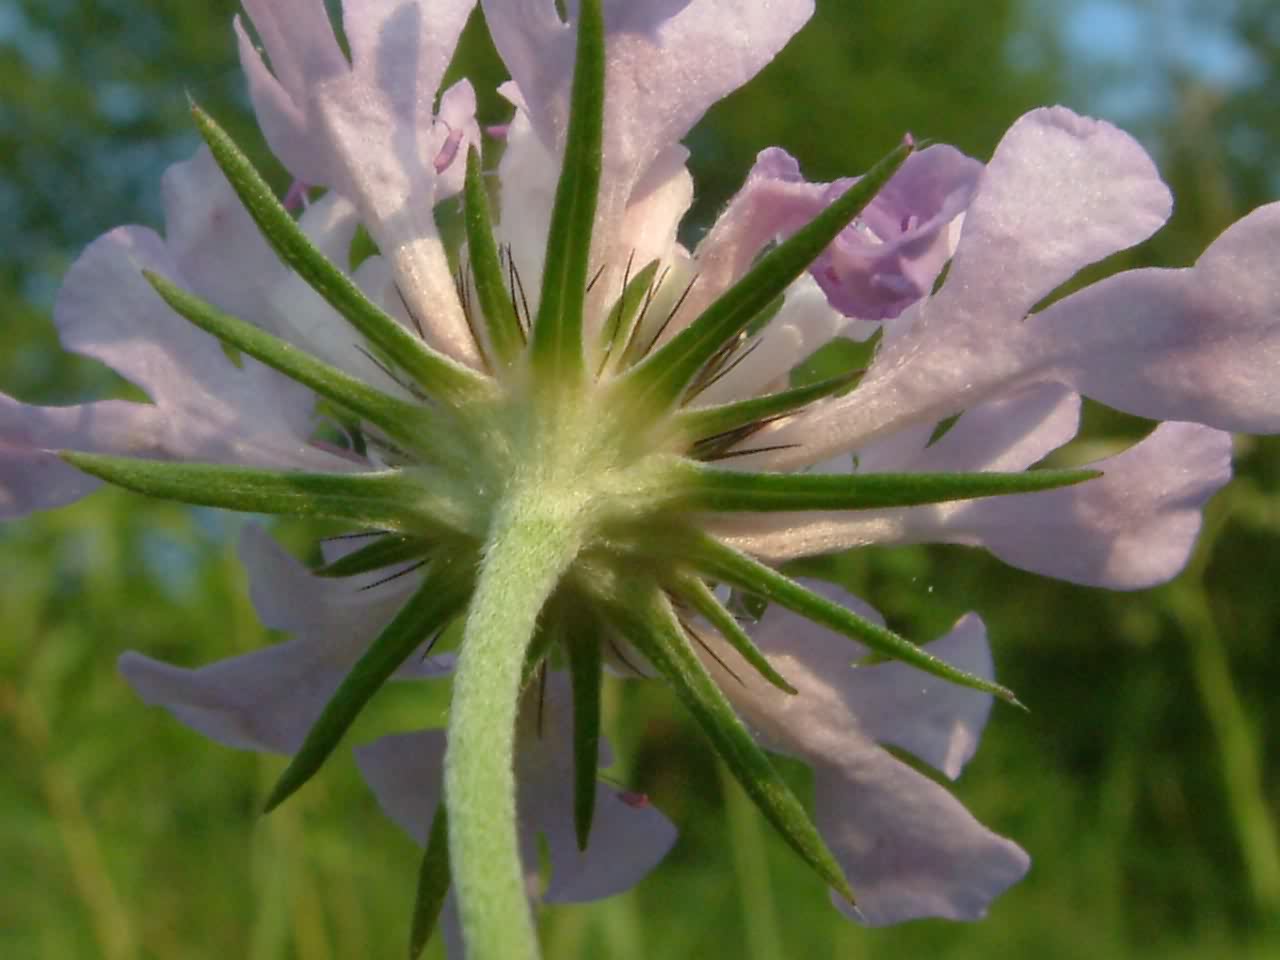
[679,465,1102,512]
[191,104,488,401]
[686,533,1022,705]
[669,573,797,695]
[409,803,452,960]
[566,627,603,850]
[598,258,660,376]
[676,370,862,454]
[62,454,440,533]
[264,561,472,812]
[315,534,433,578]
[619,141,912,415]
[143,271,433,452]
[529,0,604,385]
[464,147,523,368]
[604,585,855,903]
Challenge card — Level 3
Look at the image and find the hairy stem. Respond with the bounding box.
[444,494,585,960]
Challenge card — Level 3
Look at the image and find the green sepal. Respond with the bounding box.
[676,369,862,457]
[463,147,523,368]
[409,803,452,960]
[61,454,438,533]
[668,573,797,695]
[685,533,1023,706]
[678,465,1102,512]
[566,625,603,850]
[597,257,660,375]
[619,140,912,415]
[315,535,434,578]
[264,560,473,812]
[528,0,604,385]
[602,584,855,903]
[190,103,488,402]
[143,271,432,451]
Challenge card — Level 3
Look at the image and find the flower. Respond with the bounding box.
[5,1,1280,958]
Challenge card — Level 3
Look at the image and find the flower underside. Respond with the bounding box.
[54,2,1120,955]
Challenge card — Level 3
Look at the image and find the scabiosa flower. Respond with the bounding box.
[5,2,1280,958]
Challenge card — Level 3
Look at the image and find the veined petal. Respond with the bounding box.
[0,397,158,517]
[356,673,675,903]
[118,526,418,753]
[683,144,981,333]
[763,107,1175,467]
[1039,202,1280,433]
[484,0,812,325]
[238,0,482,364]
[705,584,1026,923]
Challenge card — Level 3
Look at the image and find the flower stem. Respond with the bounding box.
[444,493,585,960]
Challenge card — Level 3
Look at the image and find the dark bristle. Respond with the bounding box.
[701,441,803,463]
[321,530,389,542]
[640,274,698,359]
[508,251,533,338]
[395,282,428,342]
[352,343,429,402]
[597,251,637,376]
[536,663,548,738]
[585,260,608,294]
[686,337,763,401]
[678,615,743,687]
[606,634,647,678]
[358,559,428,592]
[456,260,493,374]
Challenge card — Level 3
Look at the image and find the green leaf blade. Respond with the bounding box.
[566,628,603,851]
[529,0,605,385]
[143,270,432,450]
[669,573,797,695]
[265,562,473,812]
[604,585,855,903]
[463,147,523,368]
[686,533,1023,706]
[315,535,433,578]
[191,104,488,402]
[409,804,452,960]
[681,465,1102,512]
[61,454,438,532]
[620,140,912,415]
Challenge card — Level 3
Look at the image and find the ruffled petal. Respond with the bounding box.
[357,673,676,905]
[119,526,416,752]
[238,0,481,364]
[0,396,155,516]
[813,750,1029,925]
[36,224,339,477]
[484,0,811,319]
[709,584,1026,923]
[711,383,1079,557]
[761,108,1176,468]
[1038,202,1280,433]
[685,145,981,331]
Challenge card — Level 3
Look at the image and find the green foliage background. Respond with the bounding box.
[2,1,1278,957]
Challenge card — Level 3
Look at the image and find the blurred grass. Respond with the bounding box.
[3,0,1280,957]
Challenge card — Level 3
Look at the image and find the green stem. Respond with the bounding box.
[444,495,585,960]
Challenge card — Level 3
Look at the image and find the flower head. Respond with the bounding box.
[6,2,1280,958]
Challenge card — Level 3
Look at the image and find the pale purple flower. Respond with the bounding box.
[6,0,1280,949]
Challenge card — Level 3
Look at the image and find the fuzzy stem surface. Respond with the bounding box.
[444,492,585,960]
